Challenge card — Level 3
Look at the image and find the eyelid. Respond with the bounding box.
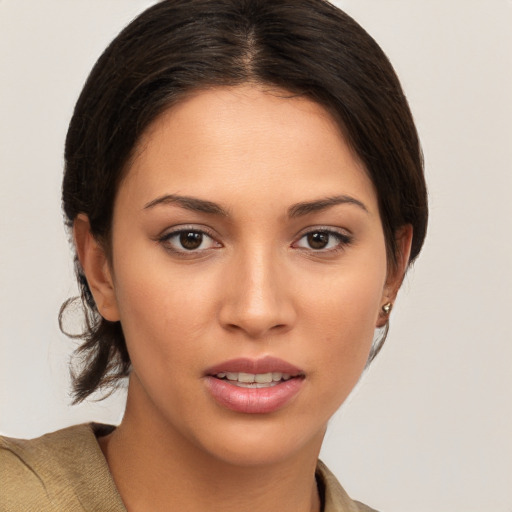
[157,224,222,254]
[292,226,353,252]
[158,223,218,239]
[294,225,353,240]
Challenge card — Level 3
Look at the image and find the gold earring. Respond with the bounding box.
[382,302,393,315]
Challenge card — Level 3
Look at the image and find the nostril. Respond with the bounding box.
[222,320,290,339]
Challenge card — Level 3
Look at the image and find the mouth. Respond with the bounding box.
[205,356,304,385]
[212,371,297,388]
[204,356,305,414]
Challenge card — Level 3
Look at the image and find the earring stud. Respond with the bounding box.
[382,302,393,315]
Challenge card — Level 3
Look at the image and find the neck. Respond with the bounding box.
[99,383,323,512]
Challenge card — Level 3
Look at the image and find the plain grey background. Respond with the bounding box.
[1,1,511,511]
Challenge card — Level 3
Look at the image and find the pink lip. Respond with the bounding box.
[204,356,304,414]
[205,356,303,376]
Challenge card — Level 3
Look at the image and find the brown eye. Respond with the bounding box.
[159,228,220,254]
[307,232,329,249]
[294,229,352,253]
[180,231,203,250]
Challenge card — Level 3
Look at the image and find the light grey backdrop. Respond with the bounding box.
[1,1,511,511]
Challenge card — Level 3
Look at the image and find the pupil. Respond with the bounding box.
[180,231,202,250]
[308,232,329,249]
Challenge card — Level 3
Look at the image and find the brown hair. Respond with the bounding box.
[62,0,428,402]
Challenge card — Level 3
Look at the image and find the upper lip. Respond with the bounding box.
[205,356,303,376]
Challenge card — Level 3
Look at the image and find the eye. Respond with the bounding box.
[159,228,221,253]
[293,229,352,252]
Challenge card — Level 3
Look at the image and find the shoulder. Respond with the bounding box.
[0,424,125,512]
[316,460,379,512]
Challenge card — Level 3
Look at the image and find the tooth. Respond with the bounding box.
[226,372,238,381]
[282,373,291,380]
[216,372,226,379]
[255,373,272,383]
[235,381,254,388]
[238,372,255,383]
[272,372,283,381]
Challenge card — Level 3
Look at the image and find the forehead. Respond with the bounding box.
[121,85,377,214]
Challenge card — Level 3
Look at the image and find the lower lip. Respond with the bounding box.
[204,376,303,414]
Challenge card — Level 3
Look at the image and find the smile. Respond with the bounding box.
[214,372,293,388]
[204,357,304,414]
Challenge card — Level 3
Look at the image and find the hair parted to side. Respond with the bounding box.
[61,0,428,402]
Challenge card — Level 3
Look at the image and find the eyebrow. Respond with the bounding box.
[143,194,229,216]
[143,193,368,218]
[287,195,368,217]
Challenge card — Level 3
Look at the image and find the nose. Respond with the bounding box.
[218,247,296,339]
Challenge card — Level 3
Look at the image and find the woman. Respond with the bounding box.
[0,1,427,511]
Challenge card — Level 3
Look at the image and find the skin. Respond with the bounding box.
[75,85,412,512]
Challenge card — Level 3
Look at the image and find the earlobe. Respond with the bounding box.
[73,214,120,322]
[376,224,413,328]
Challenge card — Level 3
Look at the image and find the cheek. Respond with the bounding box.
[299,258,386,385]
[303,256,386,334]
[110,252,218,368]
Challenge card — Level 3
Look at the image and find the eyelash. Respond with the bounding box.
[158,226,221,256]
[293,228,353,254]
[157,226,353,256]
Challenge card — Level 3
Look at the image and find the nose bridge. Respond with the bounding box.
[219,242,294,337]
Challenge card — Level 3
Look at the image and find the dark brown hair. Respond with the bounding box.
[62,0,428,402]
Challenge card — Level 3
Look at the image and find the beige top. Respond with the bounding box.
[0,424,377,512]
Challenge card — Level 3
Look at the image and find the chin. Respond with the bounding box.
[187,415,327,469]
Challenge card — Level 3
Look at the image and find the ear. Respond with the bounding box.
[73,214,120,322]
[376,224,413,328]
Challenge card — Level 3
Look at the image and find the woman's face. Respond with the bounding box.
[95,85,400,466]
